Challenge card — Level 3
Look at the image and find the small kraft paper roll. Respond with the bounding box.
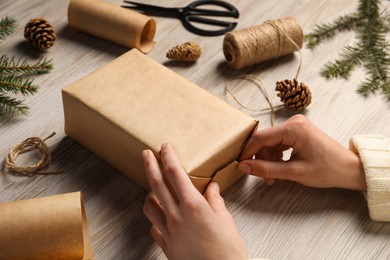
[0,192,93,260]
[223,17,303,69]
[68,0,156,53]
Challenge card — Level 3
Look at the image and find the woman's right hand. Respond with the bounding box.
[238,115,367,191]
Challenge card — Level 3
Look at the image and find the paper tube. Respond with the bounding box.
[0,192,93,260]
[68,0,156,53]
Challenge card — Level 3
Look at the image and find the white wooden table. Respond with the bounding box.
[1,0,390,259]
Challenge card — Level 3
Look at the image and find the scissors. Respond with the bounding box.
[122,0,239,36]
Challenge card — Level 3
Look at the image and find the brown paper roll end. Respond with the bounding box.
[68,0,156,53]
[138,18,156,53]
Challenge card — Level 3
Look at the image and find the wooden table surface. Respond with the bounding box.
[1,0,390,259]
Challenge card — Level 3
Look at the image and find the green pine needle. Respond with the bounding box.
[0,73,39,95]
[0,93,28,116]
[321,44,364,79]
[305,0,390,99]
[0,16,17,40]
[305,13,361,48]
[0,55,53,75]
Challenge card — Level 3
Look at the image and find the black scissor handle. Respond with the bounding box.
[182,0,239,36]
[186,0,239,18]
[182,15,237,36]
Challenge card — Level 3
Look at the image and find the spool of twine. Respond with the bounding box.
[223,17,303,70]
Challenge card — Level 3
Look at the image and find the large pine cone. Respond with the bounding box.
[275,79,312,110]
[24,18,56,50]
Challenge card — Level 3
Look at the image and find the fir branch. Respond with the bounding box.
[358,0,380,18]
[0,16,17,40]
[0,16,51,118]
[321,44,365,79]
[361,45,390,94]
[381,9,390,31]
[305,13,361,48]
[0,55,53,75]
[0,73,39,95]
[0,93,28,116]
[305,0,390,100]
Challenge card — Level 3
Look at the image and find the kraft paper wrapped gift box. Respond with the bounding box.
[62,49,258,193]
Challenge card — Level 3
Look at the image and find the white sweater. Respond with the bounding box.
[349,135,390,221]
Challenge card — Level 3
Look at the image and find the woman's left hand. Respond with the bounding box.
[142,143,247,260]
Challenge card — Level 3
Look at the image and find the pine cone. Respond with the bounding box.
[24,18,56,50]
[275,79,312,110]
[166,42,202,62]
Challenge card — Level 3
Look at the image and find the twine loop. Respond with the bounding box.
[225,75,285,126]
[3,132,62,175]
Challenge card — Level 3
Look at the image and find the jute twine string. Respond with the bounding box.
[3,132,62,175]
[225,75,284,126]
[224,17,304,126]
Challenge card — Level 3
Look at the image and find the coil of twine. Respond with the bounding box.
[223,17,303,70]
[3,132,62,175]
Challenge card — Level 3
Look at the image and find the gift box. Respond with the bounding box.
[62,49,258,193]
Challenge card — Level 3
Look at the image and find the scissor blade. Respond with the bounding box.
[123,1,154,8]
[122,1,181,15]
[187,8,239,18]
[187,16,236,27]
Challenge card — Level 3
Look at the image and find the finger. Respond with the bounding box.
[142,149,177,210]
[160,143,199,201]
[237,159,305,182]
[255,147,280,161]
[264,178,276,186]
[239,125,295,161]
[204,182,227,215]
[150,225,167,250]
[143,192,166,232]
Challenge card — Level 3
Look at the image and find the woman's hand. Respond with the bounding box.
[238,115,366,191]
[142,143,247,260]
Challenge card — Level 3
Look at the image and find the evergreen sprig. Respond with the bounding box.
[0,93,28,116]
[0,73,39,95]
[0,16,53,117]
[305,0,390,99]
[0,55,53,75]
[0,16,17,40]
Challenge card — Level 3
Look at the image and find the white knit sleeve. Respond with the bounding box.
[349,135,390,221]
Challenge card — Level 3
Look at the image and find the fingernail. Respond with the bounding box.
[142,150,149,158]
[237,163,251,174]
[211,182,220,192]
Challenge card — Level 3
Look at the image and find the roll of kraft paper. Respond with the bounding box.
[0,192,93,260]
[223,17,303,69]
[68,0,156,53]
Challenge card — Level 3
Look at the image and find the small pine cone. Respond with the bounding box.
[275,79,312,110]
[166,42,202,62]
[24,18,56,50]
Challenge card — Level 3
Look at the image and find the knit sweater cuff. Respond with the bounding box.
[349,135,390,221]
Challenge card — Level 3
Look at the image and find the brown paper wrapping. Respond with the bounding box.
[0,192,93,260]
[62,49,258,193]
[68,0,156,53]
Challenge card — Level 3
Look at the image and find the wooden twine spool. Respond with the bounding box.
[223,17,303,70]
